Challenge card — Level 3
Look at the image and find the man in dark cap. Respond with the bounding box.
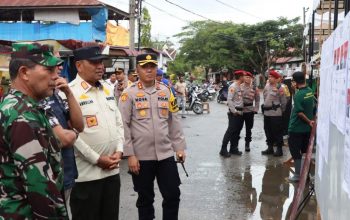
[69,46,124,220]
[128,69,138,83]
[118,53,187,220]
[261,69,287,157]
[287,71,315,182]
[219,70,245,157]
[0,43,67,219]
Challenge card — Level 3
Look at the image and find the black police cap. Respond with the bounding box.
[136,53,158,66]
[73,46,109,61]
[292,71,305,84]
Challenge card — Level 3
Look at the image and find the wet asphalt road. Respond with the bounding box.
[119,100,317,220]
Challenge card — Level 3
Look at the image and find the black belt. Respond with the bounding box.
[262,104,281,111]
[235,107,243,111]
[243,103,253,107]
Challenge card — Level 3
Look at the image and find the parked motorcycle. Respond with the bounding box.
[179,86,204,114]
[197,88,211,102]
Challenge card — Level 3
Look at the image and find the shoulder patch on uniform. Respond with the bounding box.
[81,81,89,90]
[230,87,235,93]
[121,93,128,102]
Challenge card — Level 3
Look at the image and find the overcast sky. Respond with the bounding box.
[112,0,314,45]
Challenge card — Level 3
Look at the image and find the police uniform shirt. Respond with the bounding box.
[241,83,260,113]
[118,81,186,161]
[263,83,287,117]
[69,74,124,182]
[227,81,243,114]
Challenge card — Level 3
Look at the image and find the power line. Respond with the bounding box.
[143,0,188,23]
[214,0,263,20]
[164,0,219,23]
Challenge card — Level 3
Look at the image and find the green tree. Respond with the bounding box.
[173,17,303,75]
[140,7,152,47]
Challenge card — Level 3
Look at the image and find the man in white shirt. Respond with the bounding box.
[69,46,124,220]
[106,73,117,87]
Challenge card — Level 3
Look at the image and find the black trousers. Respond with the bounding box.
[222,113,244,150]
[263,116,283,147]
[243,112,254,143]
[70,174,120,220]
[131,157,181,220]
[288,132,310,160]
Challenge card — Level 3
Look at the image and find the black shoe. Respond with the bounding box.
[181,115,186,118]
[229,150,242,156]
[273,147,283,157]
[245,143,250,152]
[261,147,274,155]
[219,150,231,158]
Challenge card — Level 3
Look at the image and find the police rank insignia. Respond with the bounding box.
[86,115,98,128]
[121,93,128,102]
[146,55,152,60]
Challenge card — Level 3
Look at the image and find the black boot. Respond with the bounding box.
[229,147,242,156]
[261,145,274,155]
[245,142,250,152]
[273,146,283,157]
[219,148,231,158]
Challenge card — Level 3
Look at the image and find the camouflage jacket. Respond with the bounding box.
[0,89,67,219]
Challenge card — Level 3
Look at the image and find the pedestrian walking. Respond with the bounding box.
[219,70,245,157]
[241,71,260,152]
[69,46,124,220]
[118,53,187,220]
[287,71,315,182]
[0,42,67,219]
[261,70,287,157]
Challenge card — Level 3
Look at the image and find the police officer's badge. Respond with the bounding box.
[146,55,152,60]
[139,109,147,117]
[121,93,128,102]
[161,109,168,117]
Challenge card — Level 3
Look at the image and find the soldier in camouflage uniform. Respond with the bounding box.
[261,70,287,157]
[0,43,67,219]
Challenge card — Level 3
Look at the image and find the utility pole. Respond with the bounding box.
[303,7,309,62]
[137,0,143,51]
[129,0,136,69]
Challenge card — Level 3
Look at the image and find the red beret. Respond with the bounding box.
[234,70,245,76]
[244,71,253,77]
[269,69,281,79]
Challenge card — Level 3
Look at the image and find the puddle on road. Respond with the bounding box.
[225,163,317,220]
